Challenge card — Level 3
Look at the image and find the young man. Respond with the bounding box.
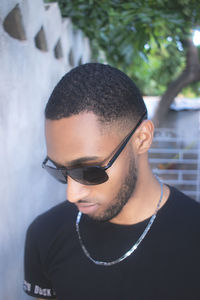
[24,63,200,300]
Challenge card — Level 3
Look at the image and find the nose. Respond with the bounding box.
[66,176,90,203]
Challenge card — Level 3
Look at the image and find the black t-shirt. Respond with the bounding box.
[23,186,200,300]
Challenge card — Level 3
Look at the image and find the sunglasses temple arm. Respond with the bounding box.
[104,111,147,170]
[42,156,48,168]
[43,156,61,169]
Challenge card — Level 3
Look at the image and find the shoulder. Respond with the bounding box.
[26,201,78,249]
[169,185,200,210]
[32,200,77,227]
[166,185,200,226]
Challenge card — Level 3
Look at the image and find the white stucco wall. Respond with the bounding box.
[0,1,90,299]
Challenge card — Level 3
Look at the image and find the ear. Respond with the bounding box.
[133,120,154,154]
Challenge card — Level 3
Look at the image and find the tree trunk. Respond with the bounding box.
[153,39,200,127]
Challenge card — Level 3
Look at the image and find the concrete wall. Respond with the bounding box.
[0,1,91,299]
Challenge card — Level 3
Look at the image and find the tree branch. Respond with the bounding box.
[153,39,200,127]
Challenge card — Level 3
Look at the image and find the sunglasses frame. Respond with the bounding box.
[42,110,147,185]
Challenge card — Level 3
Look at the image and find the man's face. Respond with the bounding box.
[45,112,138,222]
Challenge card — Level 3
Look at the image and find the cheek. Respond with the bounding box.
[107,147,131,182]
[94,149,131,199]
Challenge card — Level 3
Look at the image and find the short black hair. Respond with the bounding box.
[45,63,147,124]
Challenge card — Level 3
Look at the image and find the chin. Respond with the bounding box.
[88,207,123,223]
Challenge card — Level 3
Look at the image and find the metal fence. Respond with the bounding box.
[149,128,200,202]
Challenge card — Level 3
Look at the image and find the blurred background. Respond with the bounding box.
[0,1,199,299]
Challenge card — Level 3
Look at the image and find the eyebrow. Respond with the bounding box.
[63,136,126,168]
[64,156,101,168]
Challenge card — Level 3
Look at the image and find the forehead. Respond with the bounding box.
[45,112,120,164]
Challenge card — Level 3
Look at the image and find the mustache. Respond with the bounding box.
[77,199,93,204]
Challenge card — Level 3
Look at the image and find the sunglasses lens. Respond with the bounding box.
[43,161,108,185]
[69,166,108,185]
[44,165,67,184]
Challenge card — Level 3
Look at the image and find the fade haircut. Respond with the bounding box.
[45,63,147,125]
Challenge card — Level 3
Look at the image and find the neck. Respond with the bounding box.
[110,165,169,225]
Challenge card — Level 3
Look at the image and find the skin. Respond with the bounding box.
[45,111,170,225]
[84,153,138,222]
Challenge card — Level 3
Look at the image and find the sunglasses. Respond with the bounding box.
[42,111,147,185]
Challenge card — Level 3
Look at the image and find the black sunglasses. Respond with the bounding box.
[42,111,147,185]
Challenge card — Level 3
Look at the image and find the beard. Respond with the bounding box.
[90,154,138,222]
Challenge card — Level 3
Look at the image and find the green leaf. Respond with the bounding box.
[52,0,200,96]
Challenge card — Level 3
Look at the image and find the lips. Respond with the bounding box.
[76,203,98,214]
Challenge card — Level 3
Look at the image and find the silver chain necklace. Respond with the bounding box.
[76,181,163,266]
